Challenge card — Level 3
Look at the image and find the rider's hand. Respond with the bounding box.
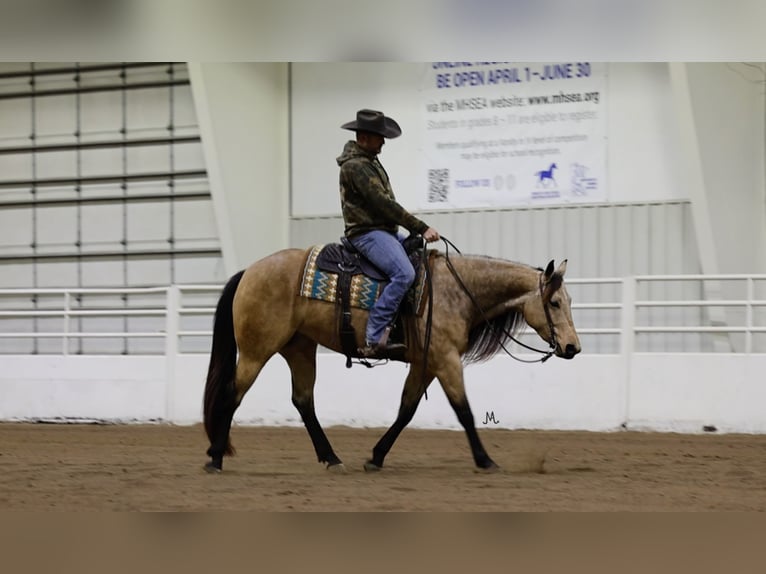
[422,227,440,243]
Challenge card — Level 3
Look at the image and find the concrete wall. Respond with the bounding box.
[289,62,766,280]
[3,353,765,434]
[290,63,690,215]
[189,62,290,275]
[685,63,766,274]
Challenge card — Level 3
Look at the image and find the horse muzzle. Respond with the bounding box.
[558,343,581,360]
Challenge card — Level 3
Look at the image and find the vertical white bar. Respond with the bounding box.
[164,285,180,423]
[620,277,635,429]
[746,277,753,354]
[63,292,71,356]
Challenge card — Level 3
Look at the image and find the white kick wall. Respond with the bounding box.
[4,353,766,435]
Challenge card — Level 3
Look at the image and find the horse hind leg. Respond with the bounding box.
[280,334,344,471]
[205,355,266,472]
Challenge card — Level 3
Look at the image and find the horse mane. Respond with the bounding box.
[459,255,533,365]
[463,309,526,364]
[432,251,538,364]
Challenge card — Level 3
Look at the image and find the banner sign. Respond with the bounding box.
[420,62,606,208]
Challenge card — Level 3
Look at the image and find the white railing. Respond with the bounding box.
[0,285,221,355]
[2,275,766,355]
[630,274,766,354]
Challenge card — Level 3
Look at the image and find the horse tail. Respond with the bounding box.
[203,269,245,456]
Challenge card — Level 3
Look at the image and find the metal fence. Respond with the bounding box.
[2,275,766,356]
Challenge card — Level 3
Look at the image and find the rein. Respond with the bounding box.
[440,237,556,364]
[347,236,555,390]
[419,240,435,400]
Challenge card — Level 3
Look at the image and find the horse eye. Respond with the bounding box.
[550,300,561,308]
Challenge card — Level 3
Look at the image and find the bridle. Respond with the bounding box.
[538,270,559,360]
[351,237,557,398]
[442,237,557,364]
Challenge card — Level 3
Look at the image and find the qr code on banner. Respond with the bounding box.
[428,168,449,202]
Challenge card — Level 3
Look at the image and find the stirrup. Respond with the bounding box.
[358,342,407,359]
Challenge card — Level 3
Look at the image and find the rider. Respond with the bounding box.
[337,109,441,358]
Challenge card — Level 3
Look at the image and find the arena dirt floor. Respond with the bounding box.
[1,422,765,511]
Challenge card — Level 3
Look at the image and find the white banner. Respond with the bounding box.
[420,62,606,208]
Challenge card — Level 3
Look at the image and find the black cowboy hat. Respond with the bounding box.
[341,109,402,138]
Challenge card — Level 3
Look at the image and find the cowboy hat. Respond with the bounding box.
[341,109,402,138]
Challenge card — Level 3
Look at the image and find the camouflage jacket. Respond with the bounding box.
[336,140,429,238]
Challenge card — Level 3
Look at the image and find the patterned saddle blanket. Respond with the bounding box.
[299,241,428,316]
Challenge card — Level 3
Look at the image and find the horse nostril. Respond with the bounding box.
[565,343,578,357]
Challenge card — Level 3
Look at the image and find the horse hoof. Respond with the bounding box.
[326,462,346,474]
[204,461,222,474]
[363,461,382,472]
[474,462,501,474]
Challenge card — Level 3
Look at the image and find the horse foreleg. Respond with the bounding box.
[364,364,434,472]
[280,335,344,471]
[437,356,499,472]
[447,396,499,472]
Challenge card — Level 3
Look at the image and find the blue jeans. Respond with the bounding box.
[348,230,416,345]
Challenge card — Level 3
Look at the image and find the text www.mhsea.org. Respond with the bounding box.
[451,91,601,110]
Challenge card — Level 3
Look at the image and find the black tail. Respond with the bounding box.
[203,270,245,456]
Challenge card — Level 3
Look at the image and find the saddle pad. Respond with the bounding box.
[299,244,428,315]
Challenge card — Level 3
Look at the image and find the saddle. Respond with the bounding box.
[315,234,424,280]
[300,234,427,365]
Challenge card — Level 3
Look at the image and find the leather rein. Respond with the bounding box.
[440,237,557,364]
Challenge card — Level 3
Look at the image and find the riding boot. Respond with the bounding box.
[358,326,407,359]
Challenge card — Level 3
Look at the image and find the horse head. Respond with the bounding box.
[523,259,581,359]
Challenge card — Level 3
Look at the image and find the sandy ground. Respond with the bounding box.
[1,423,765,511]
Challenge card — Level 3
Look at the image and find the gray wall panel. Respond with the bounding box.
[290,201,699,354]
[0,63,224,303]
[290,201,697,279]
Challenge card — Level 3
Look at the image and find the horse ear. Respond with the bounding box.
[555,259,568,277]
[544,260,555,278]
[542,259,563,300]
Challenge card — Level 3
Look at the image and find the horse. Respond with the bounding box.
[535,163,557,186]
[202,243,581,473]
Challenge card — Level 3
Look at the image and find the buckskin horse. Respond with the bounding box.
[203,240,581,473]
